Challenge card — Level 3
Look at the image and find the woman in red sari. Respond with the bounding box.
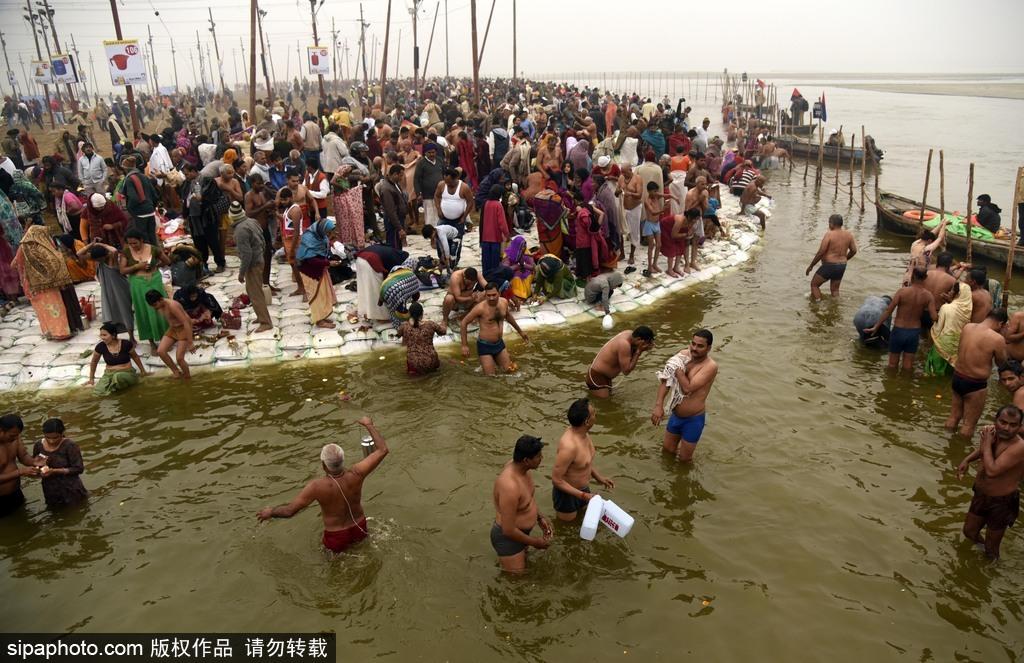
[455,131,478,189]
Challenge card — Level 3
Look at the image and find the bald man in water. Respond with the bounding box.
[258,416,390,554]
[805,214,858,300]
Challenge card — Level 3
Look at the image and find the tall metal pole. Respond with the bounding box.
[231,49,239,91]
[25,2,56,128]
[477,0,496,67]
[89,52,98,101]
[469,0,479,105]
[511,0,517,81]
[411,0,420,100]
[395,29,401,80]
[308,0,325,99]
[19,54,34,98]
[189,51,197,90]
[169,40,180,94]
[379,0,392,106]
[257,6,273,98]
[359,3,369,92]
[249,0,257,121]
[208,8,227,94]
[331,17,338,87]
[0,31,18,97]
[41,0,76,108]
[147,24,160,96]
[196,30,206,92]
[444,0,449,78]
[108,0,139,133]
[421,2,439,80]
[70,33,87,103]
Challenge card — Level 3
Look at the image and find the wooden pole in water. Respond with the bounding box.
[965,163,975,264]
[816,123,824,186]
[848,134,854,206]
[938,150,945,224]
[1003,167,1024,308]
[917,149,933,229]
[860,125,866,211]
[803,132,810,184]
[834,124,843,198]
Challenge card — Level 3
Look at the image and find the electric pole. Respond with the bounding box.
[394,29,401,80]
[208,8,227,94]
[359,3,369,92]
[196,30,207,93]
[40,0,77,108]
[27,0,56,127]
[238,36,247,92]
[331,17,338,87]
[0,31,17,98]
[107,0,139,133]
[512,0,517,81]
[444,0,449,78]
[421,1,439,80]
[169,39,180,94]
[19,54,32,98]
[207,43,216,94]
[89,52,98,101]
[410,0,420,100]
[249,0,256,121]
[147,24,160,96]
[470,0,479,105]
[257,5,272,100]
[307,0,325,99]
[70,33,87,103]
[379,0,392,107]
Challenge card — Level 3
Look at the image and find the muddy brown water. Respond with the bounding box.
[2,79,1023,661]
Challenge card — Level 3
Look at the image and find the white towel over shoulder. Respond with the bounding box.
[656,351,690,413]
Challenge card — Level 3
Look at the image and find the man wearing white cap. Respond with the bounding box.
[257,416,390,554]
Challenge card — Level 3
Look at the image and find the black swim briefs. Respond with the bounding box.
[815,262,847,282]
[552,484,591,514]
[969,487,1019,530]
[490,521,533,556]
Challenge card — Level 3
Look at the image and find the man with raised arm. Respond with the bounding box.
[258,416,390,554]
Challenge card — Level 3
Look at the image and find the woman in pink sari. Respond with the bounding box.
[330,166,365,248]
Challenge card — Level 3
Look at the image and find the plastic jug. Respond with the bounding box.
[110,54,129,71]
[599,499,634,538]
[311,53,319,66]
[579,494,604,541]
[53,59,67,76]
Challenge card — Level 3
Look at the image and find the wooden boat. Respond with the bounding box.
[875,191,1024,268]
[781,123,817,136]
[777,134,883,164]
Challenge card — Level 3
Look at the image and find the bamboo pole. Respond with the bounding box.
[834,124,843,197]
[803,132,810,184]
[848,134,855,206]
[938,150,945,225]
[815,123,824,186]
[860,125,866,210]
[965,163,975,264]
[917,149,933,229]
[1003,167,1024,308]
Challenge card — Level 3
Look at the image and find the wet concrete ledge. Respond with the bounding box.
[0,198,763,392]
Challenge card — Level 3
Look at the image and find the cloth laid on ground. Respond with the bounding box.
[656,350,691,414]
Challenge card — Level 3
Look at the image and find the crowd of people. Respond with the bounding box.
[1,74,1020,567]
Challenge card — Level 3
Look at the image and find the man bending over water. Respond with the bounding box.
[491,435,553,573]
[551,398,614,521]
[585,326,655,398]
[460,282,529,375]
[956,405,1024,559]
[258,416,389,554]
[865,267,936,372]
[652,329,719,462]
[805,214,857,301]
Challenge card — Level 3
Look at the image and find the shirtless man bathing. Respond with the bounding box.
[491,434,553,573]
[442,266,486,325]
[258,416,389,554]
[651,329,719,462]
[0,414,41,518]
[146,289,194,379]
[865,267,936,371]
[805,214,857,300]
[585,326,655,398]
[997,360,1024,410]
[946,308,1008,439]
[551,398,615,521]
[956,406,1024,559]
[461,282,530,375]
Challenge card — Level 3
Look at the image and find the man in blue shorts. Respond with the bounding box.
[460,282,530,375]
[651,329,719,462]
[865,267,937,371]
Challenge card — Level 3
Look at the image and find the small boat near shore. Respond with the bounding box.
[875,191,1024,268]
[777,134,883,164]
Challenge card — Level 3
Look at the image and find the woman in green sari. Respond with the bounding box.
[119,228,170,351]
[86,322,147,395]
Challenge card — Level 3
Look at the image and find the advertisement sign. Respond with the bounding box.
[31,60,52,85]
[307,46,330,75]
[104,39,147,86]
[50,53,79,84]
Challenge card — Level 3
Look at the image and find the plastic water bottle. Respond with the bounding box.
[599,500,635,538]
[579,495,604,541]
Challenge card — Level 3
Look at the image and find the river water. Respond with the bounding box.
[2,79,1023,661]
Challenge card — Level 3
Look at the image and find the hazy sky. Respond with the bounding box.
[1,0,1022,97]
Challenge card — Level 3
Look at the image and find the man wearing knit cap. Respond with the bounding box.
[230,201,274,333]
[414,142,445,227]
[257,416,391,554]
[77,142,108,196]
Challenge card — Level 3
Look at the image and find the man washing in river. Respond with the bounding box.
[258,416,389,554]
[491,435,553,573]
[946,308,1008,440]
[865,267,937,372]
[585,326,655,398]
[551,399,615,521]
[651,329,719,462]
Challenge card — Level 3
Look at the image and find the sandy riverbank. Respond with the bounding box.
[835,82,1024,100]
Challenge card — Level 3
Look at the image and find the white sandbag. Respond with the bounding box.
[534,310,566,326]
[613,300,639,312]
[339,340,374,355]
[47,365,82,380]
[39,378,75,391]
[280,333,312,351]
[187,345,217,366]
[16,366,48,384]
[306,347,343,360]
[312,330,344,349]
[213,338,249,361]
[555,302,585,318]
[247,340,281,359]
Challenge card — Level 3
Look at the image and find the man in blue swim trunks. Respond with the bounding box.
[866,267,937,371]
[460,281,530,375]
[651,329,719,462]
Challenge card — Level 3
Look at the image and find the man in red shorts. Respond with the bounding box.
[257,416,390,554]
